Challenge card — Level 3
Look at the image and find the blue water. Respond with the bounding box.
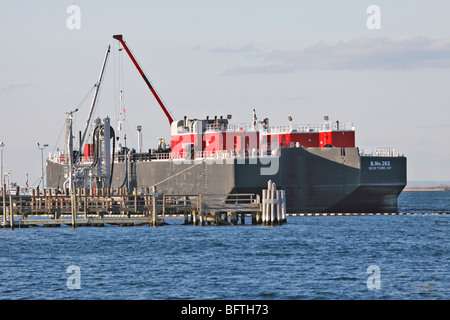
[0,191,448,300]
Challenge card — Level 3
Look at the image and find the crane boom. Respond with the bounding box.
[75,44,110,166]
[113,34,174,125]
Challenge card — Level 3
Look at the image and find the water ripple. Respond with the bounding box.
[0,194,449,300]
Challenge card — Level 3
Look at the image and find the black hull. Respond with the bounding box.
[47,147,407,213]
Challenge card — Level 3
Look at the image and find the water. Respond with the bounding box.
[0,191,448,300]
[399,190,450,213]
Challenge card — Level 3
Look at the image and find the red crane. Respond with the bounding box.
[113,34,174,125]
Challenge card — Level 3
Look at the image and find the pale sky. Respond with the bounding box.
[1,0,450,187]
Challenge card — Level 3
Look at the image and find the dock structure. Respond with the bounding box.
[261,180,287,226]
[1,186,446,229]
[0,186,282,229]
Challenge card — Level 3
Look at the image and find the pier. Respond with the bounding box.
[3,183,442,230]
[0,182,287,229]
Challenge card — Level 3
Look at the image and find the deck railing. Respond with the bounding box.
[359,147,397,157]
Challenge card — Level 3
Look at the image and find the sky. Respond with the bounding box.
[1,0,450,187]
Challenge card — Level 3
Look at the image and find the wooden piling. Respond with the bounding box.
[270,182,275,226]
[162,195,166,223]
[276,190,282,225]
[83,189,88,219]
[134,187,137,213]
[261,189,267,225]
[229,211,237,225]
[152,198,156,227]
[43,189,47,214]
[192,210,197,226]
[143,189,148,217]
[2,185,6,226]
[268,180,273,225]
[260,181,288,226]
[71,184,76,229]
[212,212,221,226]
[199,211,204,226]
[254,194,260,225]
[9,195,14,230]
[240,212,245,225]
[198,196,204,226]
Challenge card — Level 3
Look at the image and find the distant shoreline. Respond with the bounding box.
[404,187,449,191]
